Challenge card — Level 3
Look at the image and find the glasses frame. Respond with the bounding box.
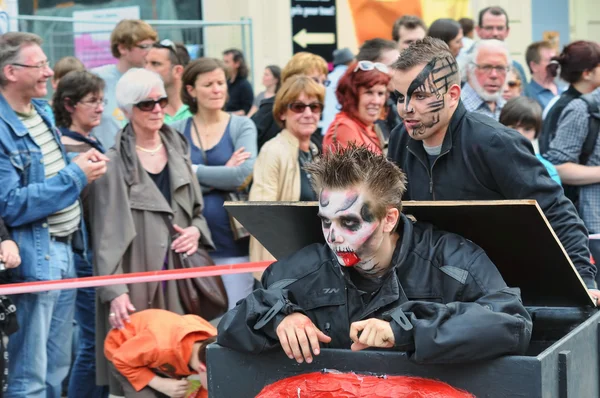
[77,97,108,108]
[471,63,511,75]
[135,43,154,51]
[11,60,50,70]
[155,39,182,66]
[134,97,169,112]
[287,102,324,114]
[354,61,389,74]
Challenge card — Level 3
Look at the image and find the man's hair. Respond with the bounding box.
[392,15,427,42]
[52,56,85,82]
[356,38,398,62]
[336,63,390,117]
[499,97,543,138]
[181,58,228,114]
[547,40,600,83]
[53,71,105,129]
[0,32,43,87]
[391,37,461,86]
[525,41,554,73]
[427,19,462,47]
[458,17,475,37]
[304,145,407,220]
[478,6,509,29]
[223,48,249,79]
[281,52,328,83]
[273,75,325,128]
[468,39,511,71]
[110,19,158,59]
[197,336,217,365]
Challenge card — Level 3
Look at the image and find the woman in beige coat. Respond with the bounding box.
[88,68,214,394]
[249,75,325,266]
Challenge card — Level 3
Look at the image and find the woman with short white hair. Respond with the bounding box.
[88,68,214,395]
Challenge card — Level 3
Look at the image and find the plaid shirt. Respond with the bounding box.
[545,88,600,233]
[461,82,505,121]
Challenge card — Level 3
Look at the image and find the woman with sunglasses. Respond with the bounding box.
[88,68,214,396]
[249,75,324,266]
[52,70,110,397]
[171,58,257,310]
[502,69,523,101]
[323,61,390,155]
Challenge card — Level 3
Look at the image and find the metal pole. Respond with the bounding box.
[14,15,251,27]
[240,17,247,80]
[248,17,255,88]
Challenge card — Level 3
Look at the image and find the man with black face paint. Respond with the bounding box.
[217,146,531,364]
[387,37,600,301]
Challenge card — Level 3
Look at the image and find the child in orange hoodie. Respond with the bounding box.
[104,309,216,398]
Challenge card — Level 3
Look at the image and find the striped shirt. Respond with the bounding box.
[461,82,505,121]
[19,108,81,237]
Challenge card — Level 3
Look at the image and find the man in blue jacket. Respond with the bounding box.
[387,37,599,301]
[0,32,108,397]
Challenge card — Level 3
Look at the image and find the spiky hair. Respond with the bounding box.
[304,145,407,219]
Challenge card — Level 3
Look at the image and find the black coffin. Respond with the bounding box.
[208,200,599,398]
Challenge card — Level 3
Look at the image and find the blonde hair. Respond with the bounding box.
[281,52,328,83]
[110,19,158,58]
[272,75,325,128]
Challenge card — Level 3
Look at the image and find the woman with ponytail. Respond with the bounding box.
[539,41,600,153]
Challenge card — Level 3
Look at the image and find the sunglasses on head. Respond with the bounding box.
[155,39,182,65]
[287,102,324,114]
[135,97,168,112]
[354,60,389,74]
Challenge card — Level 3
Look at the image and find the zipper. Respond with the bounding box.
[428,149,451,201]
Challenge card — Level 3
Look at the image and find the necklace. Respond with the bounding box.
[136,143,163,156]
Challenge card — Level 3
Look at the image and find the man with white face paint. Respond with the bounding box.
[387,37,600,302]
[461,40,510,121]
[218,145,531,365]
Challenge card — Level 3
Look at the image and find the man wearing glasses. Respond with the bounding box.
[145,39,192,123]
[461,40,510,121]
[474,6,528,86]
[0,32,109,397]
[388,37,600,303]
[92,19,157,149]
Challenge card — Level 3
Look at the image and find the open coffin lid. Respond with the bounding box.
[225,200,594,307]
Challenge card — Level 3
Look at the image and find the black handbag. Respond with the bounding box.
[163,216,228,321]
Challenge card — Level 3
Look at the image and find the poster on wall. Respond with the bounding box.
[0,0,19,34]
[73,6,141,69]
[291,0,337,62]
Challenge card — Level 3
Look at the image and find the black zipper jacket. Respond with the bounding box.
[388,101,596,289]
[217,215,532,364]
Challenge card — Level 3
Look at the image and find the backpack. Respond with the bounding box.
[562,93,600,207]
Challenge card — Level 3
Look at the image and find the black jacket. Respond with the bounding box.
[388,102,596,289]
[217,214,532,364]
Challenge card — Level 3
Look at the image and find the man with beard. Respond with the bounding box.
[461,40,509,120]
[387,37,599,300]
[217,145,531,364]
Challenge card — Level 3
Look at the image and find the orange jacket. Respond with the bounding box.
[104,309,216,394]
[323,112,383,154]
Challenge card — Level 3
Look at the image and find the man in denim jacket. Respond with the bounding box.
[0,33,108,397]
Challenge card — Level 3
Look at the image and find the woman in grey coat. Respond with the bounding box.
[88,68,214,394]
[171,58,257,310]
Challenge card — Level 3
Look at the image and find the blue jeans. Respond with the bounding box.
[6,240,76,398]
[67,251,108,398]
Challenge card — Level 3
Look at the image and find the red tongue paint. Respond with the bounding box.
[338,252,360,267]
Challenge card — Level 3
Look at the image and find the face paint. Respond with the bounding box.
[395,56,458,140]
[318,188,384,271]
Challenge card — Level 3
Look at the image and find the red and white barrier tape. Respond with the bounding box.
[0,261,272,295]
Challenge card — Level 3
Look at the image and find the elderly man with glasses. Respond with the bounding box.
[146,39,192,123]
[461,40,511,121]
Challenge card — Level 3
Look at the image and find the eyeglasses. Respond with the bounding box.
[354,61,389,74]
[11,60,50,69]
[134,97,168,112]
[135,43,154,50]
[155,39,182,65]
[311,77,331,87]
[471,63,510,75]
[507,81,521,88]
[287,102,324,114]
[480,25,507,33]
[78,98,107,108]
